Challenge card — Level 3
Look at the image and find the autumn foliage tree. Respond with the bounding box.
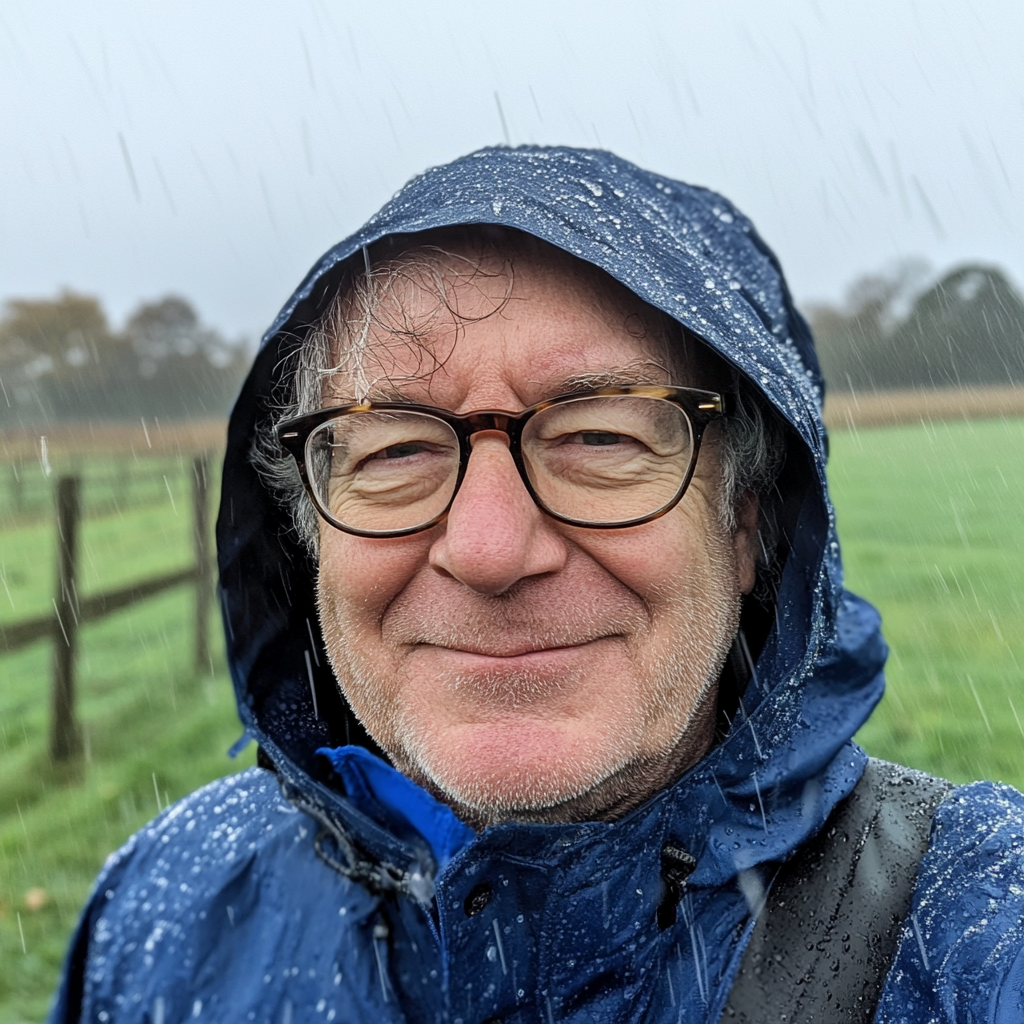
[0,290,249,426]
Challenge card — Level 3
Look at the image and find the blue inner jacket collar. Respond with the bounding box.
[317,745,476,870]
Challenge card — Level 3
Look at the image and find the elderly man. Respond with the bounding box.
[52,148,1024,1024]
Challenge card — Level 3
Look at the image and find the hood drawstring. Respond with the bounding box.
[279,777,413,897]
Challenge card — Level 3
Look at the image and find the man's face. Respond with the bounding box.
[316,244,758,826]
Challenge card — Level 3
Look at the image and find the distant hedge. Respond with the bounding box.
[808,263,1024,392]
[5,263,1023,429]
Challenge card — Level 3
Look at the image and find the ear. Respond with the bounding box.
[732,490,760,595]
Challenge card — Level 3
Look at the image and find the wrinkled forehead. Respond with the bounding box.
[321,227,720,399]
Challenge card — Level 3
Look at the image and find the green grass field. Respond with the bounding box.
[831,416,1024,787]
[1,418,1022,1022]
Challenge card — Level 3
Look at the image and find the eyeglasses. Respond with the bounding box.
[277,385,732,538]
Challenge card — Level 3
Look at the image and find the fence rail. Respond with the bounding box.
[0,455,214,763]
[3,457,195,526]
[0,566,198,651]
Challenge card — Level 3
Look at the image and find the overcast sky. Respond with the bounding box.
[2,0,1021,341]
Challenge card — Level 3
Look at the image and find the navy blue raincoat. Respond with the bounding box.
[51,147,1024,1023]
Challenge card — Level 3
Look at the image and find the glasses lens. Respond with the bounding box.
[522,396,694,524]
[306,411,460,533]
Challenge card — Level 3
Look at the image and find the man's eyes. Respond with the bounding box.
[556,429,644,449]
[578,430,620,446]
[373,442,432,460]
[360,440,451,464]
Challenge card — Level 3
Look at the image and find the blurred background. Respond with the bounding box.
[1,1,1022,1018]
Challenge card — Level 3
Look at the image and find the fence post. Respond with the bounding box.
[193,454,212,673]
[50,475,83,763]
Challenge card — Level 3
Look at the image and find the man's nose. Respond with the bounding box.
[428,431,568,596]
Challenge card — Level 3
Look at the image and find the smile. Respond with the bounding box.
[419,637,616,659]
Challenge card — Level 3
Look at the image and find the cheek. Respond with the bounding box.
[574,501,732,602]
[317,531,431,632]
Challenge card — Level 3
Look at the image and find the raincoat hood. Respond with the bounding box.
[217,144,883,887]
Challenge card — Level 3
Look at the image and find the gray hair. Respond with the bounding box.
[254,243,787,576]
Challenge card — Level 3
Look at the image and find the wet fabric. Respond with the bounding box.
[724,758,954,1021]
[50,146,1024,1023]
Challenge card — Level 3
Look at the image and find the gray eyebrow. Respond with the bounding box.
[540,362,673,393]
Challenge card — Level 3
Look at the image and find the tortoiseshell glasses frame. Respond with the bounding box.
[276,385,733,538]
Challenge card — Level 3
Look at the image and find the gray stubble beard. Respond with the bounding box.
[316,532,741,828]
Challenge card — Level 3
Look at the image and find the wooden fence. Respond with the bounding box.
[0,455,214,763]
[3,459,198,527]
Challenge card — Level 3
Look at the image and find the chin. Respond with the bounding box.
[395,714,638,819]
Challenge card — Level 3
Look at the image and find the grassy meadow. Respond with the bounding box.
[0,416,1023,1021]
[831,416,1024,787]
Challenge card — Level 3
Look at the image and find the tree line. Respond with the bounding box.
[807,261,1024,392]
[0,291,250,427]
[2,261,1023,428]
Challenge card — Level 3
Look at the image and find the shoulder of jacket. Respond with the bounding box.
[136,766,295,842]
[82,769,346,960]
[874,779,1024,1022]
[69,770,385,1024]
[921,779,1024,920]
[94,768,305,895]
[917,779,1024,939]
[934,778,1024,837]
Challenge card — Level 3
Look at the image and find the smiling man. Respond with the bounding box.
[52,148,1024,1024]
[302,236,763,831]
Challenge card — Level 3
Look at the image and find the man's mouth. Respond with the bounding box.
[416,636,617,659]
